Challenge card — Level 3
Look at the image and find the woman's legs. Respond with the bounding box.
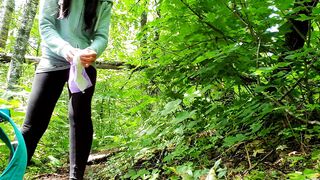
[21,70,69,163]
[68,66,97,179]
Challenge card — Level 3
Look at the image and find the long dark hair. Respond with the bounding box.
[58,0,98,30]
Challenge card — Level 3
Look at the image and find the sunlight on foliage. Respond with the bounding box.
[1,0,320,179]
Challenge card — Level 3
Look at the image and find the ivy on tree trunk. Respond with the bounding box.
[6,0,39,90]
[0,0,15,49]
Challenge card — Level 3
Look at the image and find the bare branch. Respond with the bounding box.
[0,53,130,70]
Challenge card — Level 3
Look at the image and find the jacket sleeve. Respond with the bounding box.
[39,0,73,59]
[88,1,113,57]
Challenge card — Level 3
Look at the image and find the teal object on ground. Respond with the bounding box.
[0,109,27,180]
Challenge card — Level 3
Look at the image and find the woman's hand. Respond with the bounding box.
[79,49,97,68]
[64,46,79,63]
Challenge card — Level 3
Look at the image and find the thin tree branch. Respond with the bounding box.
[179,0,231,41]
[279,58,317,102]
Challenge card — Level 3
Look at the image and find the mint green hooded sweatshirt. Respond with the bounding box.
[37,0,113,73]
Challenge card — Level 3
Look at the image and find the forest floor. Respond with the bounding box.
[31,163,108,180]
[27,149,118,180]
[29,163,104,180]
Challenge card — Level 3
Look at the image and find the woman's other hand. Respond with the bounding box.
[79,49,97,68]
[65,46,79,63]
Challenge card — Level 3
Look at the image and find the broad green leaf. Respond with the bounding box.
[250,122,263,133]
[161,99,182,116]
[223,134,247,147]
[172,110,196,124]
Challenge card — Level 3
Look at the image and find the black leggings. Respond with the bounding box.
[21,67,96,179]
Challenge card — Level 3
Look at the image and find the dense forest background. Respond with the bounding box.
[1,0,320,179]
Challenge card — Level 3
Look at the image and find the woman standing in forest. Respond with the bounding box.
[20,0,113,179]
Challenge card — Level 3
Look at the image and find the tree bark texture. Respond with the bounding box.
[0,0,15,49]
[6,0,39,90]
[153,0,160,42]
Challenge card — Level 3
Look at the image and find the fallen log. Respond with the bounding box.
[0,53,127,70]
[87,148,124,165]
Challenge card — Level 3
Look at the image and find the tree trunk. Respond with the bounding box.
[0,0,15,49]
[154,0,160,41]
[6,0,39,90]
[285,0,318,50]
[140,9,148,47]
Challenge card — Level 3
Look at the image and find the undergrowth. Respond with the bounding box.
[1,0,320,180]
